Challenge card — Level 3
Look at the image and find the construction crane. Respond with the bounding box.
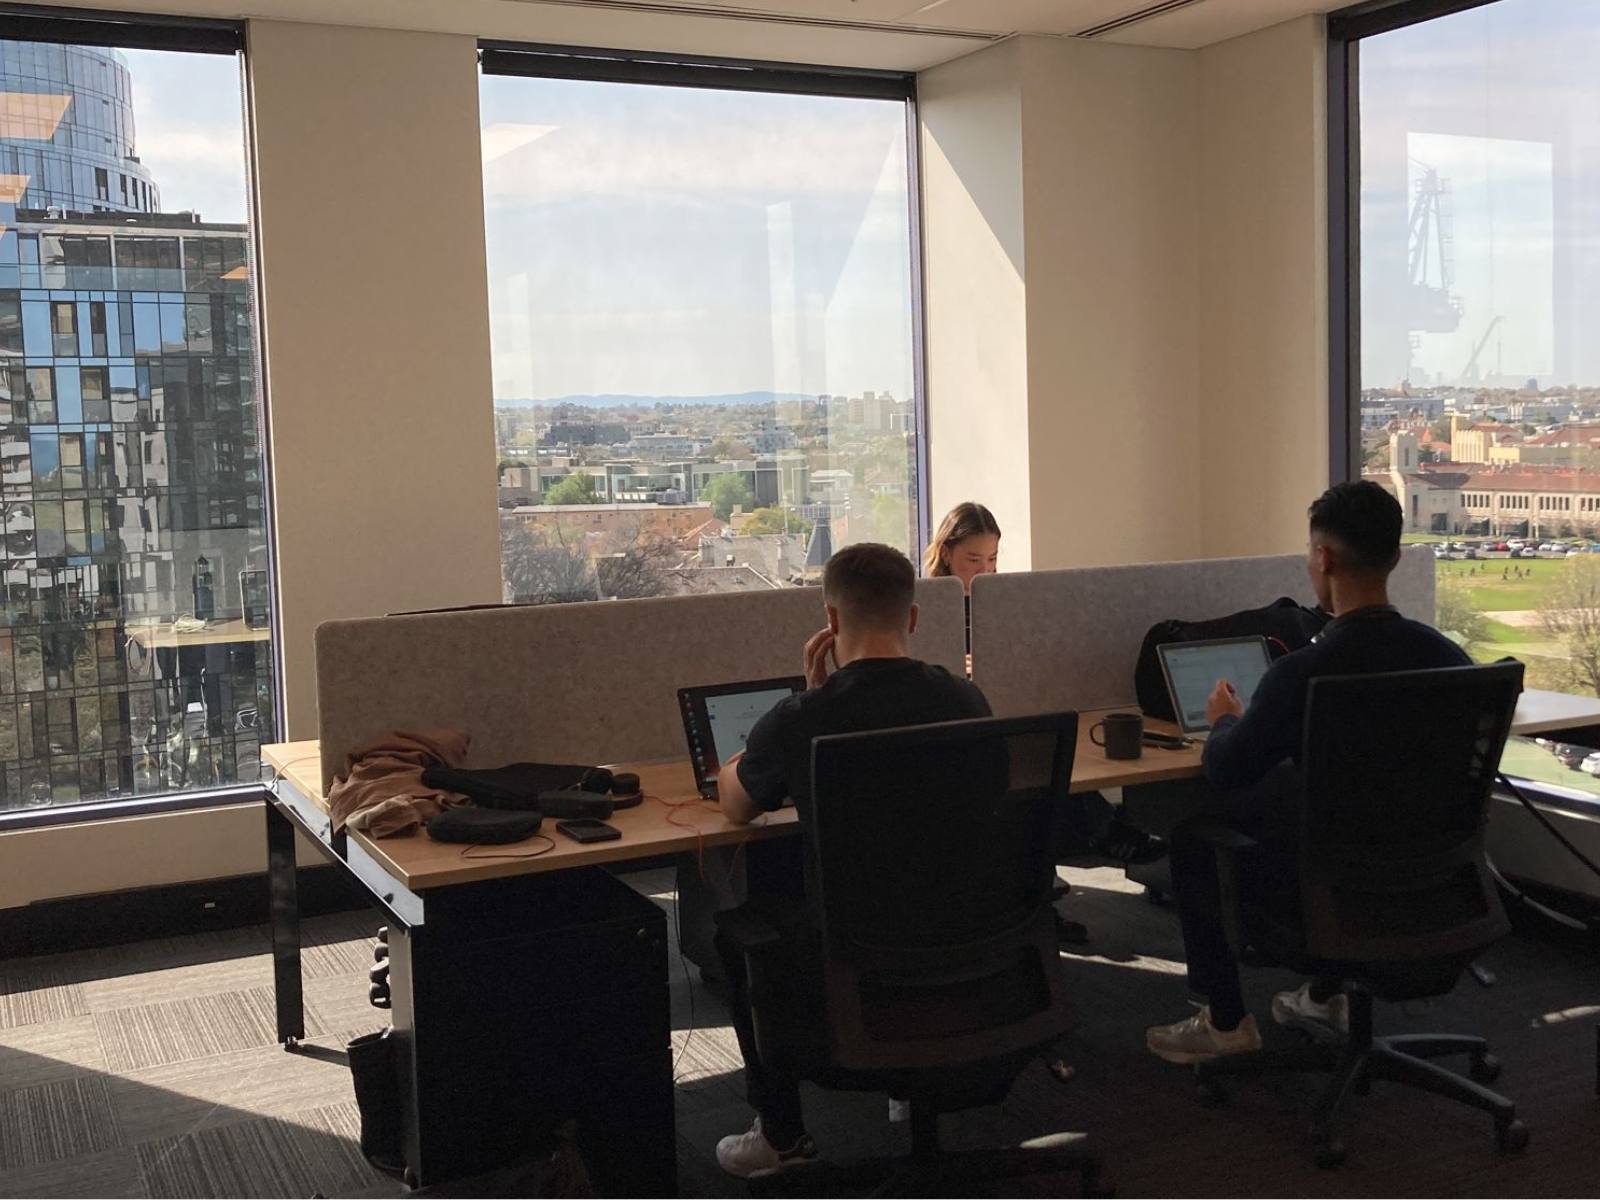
[1459,315,1504,385]
[1407,160,1463,335]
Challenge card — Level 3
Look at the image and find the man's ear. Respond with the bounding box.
[826,603,841,636]
[907,602,919,636]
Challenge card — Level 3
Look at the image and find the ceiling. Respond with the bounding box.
[35,0,1342,69]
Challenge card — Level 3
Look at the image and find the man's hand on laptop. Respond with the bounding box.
[1205,679,1243,726]
[804,628,836,690]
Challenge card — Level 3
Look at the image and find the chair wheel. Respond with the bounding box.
[1314,1139,1347,1170]
[376,925,388,944]
[1470,1053,1502,1084]
[373,942,389,963]
[368,983,391,1009]
[1196,1078,1228,1108]
[1496,1118,1528,1153]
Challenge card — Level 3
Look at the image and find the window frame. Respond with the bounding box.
[0,6,275,832]
[1328,0,1600,816]
[478,40,933,558]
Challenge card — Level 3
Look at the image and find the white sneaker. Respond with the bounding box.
[1146,1007,1263,1064]
[1271,982,1349,1033]
[715,1117,818,1179]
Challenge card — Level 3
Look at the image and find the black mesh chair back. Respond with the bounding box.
[1295,662,1521,972]
[806,712,1076,1077]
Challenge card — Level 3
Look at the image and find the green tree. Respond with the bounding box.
[702,473,754,521]
[1539,556,1600,696]
[1433,574,1488,652]
[742,507,812,538]
[544,473,600,505]
[708,436,753,460]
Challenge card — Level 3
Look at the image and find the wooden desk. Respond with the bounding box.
[264,744,797,890]
[263,707,1201,893]
[128,617,271,650]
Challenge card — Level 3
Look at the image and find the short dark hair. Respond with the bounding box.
[823,543,916,632]
[1308,481,1403,573]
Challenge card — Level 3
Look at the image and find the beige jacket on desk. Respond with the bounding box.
[328,729,471,837]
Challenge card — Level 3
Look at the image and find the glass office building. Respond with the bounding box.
[0,43,270,810]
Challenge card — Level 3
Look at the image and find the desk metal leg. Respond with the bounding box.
[265,797,305,1045]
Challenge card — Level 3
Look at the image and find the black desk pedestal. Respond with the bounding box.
[390,868,674,1193]
[265,777,675,1193]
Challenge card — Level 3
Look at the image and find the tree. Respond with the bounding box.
[1539,556,1600,696]
[500,523,597,605]
[594,521,678,600]
[702,473,754,521]
[544,473,599,505]
[741,507,812,538]
[1433,574,1488,652]
[709,436,753,460]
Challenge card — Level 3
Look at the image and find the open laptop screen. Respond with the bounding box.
[1157,637,1274,735]
[679,677,805,797]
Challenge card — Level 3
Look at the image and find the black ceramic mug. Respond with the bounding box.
[1090,711,1144,760]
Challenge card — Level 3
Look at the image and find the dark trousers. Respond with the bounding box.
[1169,765,1303,1028]
[714,904,823,1143]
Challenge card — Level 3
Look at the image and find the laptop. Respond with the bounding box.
[1156,636,1274,739]
[678,677,805,799]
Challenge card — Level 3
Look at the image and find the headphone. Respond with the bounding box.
[578,767,643,809]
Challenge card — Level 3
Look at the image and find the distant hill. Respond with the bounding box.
[493,391,815,409]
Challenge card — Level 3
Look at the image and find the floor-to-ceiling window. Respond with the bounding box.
[479,47,923,604]
[1336,0,1600,799]
[0,17,272,818]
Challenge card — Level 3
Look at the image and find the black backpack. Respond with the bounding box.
[1134,597,1329,720]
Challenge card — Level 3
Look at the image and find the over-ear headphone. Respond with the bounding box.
[578,766,642,810]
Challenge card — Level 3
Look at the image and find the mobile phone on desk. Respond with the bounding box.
[555,818,622,844]
[1143,731,1193,750]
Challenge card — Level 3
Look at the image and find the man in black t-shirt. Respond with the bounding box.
[712,543,989,1179]
[1146,482,1472,1066]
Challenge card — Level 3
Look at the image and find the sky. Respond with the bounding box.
[1359,0,1600,389]
[479,75,915,404]
[119,48,248,224]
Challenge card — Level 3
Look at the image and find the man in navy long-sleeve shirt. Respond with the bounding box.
[1147,481,1470,1065]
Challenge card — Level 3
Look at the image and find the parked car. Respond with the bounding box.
[1516,547,1539,558]
[1581,752,1600,777]
[1489,541,1511,552]
[1507,540,1527,550]
[1433,546,1450,560]
[1554,744,1587,769]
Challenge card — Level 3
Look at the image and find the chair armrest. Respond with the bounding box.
[1190,821,1261,956]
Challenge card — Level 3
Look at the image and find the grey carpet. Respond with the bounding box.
[0,866,1593,1197]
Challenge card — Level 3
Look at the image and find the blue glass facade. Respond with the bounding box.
[0,43,269,810]
[0,42,159,215]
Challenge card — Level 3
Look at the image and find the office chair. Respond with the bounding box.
[717,712,1106,1197]
[1191,662,1527,1168]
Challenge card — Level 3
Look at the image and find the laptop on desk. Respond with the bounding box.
[1157,636,1274,740]
[679,677,805,800]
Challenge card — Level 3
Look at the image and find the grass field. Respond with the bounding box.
[1500,737,1600,797]
[1433,561,1565,612]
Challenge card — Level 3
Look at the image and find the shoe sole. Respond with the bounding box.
[1146,1038,1262,1065]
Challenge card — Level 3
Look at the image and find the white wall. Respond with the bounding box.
[1196,15,1329,557]
[922,20,1327,571]
[249,21,505,737]
[919,40,1032,566]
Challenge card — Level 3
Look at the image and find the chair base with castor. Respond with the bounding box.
[1193,985,1527,1169]
[747,1099,1108,1198]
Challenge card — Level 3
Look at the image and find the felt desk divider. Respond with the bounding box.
[970,547,1436,718]
[314,576,969,793]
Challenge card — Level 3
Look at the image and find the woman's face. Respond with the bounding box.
[946,532,1000,593]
